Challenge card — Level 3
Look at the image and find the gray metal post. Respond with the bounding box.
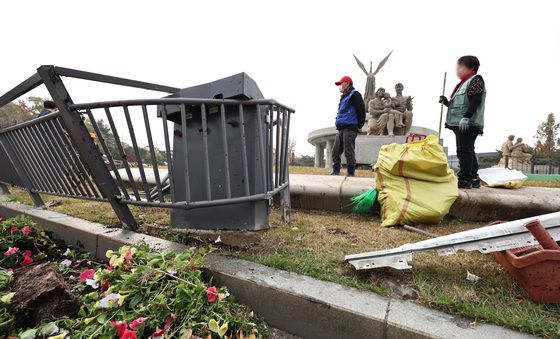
[0,137,43,206]
[37,66,138,230]
[0,183,10,194]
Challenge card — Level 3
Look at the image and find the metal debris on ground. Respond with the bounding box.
[345,211,560,270]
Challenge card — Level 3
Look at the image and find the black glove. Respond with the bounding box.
[439,96,449,106]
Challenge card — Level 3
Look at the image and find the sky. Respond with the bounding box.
[1,0,559,156]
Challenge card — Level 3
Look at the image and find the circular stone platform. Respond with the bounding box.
[308,126,439,168]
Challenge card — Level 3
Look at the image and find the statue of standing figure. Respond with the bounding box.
[500,135,533,165]
[367,84,414,136]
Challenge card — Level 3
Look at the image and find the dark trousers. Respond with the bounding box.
[454,128,479,183]
[332,128,357,170]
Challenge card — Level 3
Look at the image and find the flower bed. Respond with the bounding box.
[0,215,267,338]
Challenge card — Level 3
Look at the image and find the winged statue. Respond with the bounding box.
[353,50,393,108]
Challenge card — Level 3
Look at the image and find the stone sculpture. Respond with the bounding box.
[501,135,517,157]
[353,51,393,109]
[367,84,413,136]
[500,135,532,165]
[511,137,533,164]
[391,83,414,134]
[367,88,394,136]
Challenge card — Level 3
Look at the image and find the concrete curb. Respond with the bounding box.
[290,174,560,221]
[0,197,534,339]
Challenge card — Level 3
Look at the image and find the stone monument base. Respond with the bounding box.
[307,126,442,168]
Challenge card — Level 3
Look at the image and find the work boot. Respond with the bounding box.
[331,164,341,176]
[471,178,481,189]
[347,165,356,177]
[458,180,472,189]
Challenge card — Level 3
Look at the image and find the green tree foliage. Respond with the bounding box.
[478,153,501,169]
[534,112,560,166]
[90,118,168,166]
[292,154,315,167]
[0,97,48,128]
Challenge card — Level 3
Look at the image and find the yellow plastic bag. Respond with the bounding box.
[374,135,458,227]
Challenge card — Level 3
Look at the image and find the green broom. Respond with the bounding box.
[350,188,378,214]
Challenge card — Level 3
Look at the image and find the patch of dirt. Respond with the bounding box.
[10,262,81,327]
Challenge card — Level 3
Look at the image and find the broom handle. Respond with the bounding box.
[437,72,447,138]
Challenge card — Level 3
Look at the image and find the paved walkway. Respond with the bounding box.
[112,169,560,222]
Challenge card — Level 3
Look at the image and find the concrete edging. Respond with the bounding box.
[290,174,560,221]
[0,197,534,339]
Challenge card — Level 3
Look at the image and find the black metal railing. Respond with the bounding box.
[0,66,294,230]
[70,98,294,209]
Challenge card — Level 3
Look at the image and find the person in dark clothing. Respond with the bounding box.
[331,75,366,177]
[439,55,486,189]
[38,100,57,118]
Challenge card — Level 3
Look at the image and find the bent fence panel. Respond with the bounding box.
[0,66,294,230]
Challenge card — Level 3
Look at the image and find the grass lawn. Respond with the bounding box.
[4,188,560,338]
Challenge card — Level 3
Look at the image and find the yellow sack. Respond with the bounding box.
[374,135,458,227]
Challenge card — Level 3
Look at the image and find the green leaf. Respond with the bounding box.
[129,293,143,309]
[97,312,107,324]
[39,322,59,336]
[19,328,38,339]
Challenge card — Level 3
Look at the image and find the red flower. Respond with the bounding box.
[164,314,176,329]
[4,247,19,256]
[129,317,147,330]
[124,251,132,262]
[108,263,115,271]
[80,269,95,282]
[21,226,30,235]
[10,226,17,234]
[188,258,200,270]
[22,250,32,257]
[121,329,137,339]
[206,286,218,303]
[100,279,110,292]
[151,328,165,338]
[19,255,33,267]
[111,321,128,337]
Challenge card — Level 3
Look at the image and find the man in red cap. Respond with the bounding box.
[332,75,365,176]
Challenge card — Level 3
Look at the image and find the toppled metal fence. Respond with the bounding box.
[0,66,294,230]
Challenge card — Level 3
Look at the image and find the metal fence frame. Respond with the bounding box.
[0,66,294,230]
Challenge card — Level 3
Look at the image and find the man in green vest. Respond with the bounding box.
[439,55,486,189]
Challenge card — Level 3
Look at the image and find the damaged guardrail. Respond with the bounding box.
[345,211,560,270]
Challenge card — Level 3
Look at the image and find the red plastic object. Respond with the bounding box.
[492,219,560,303]
[405,133,427,143]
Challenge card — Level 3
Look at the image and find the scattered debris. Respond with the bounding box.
[345,211,560,270]
[44,199,63,208]
[10,262,81,327]
[493,219,560,303]
[60,259,72,267]
[402,225,436,238]
[478,168,527,188]
[385,281,418,300]
[327,228,348,236]
[466,271,481,282]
